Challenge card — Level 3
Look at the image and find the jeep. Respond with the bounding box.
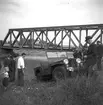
[34,51,83,81]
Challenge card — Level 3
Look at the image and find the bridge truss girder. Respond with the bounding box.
[1,24,103,50]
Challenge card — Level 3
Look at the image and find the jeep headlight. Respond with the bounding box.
[76,58,81,63]
[63,59,69,64]
[68,67,74,71]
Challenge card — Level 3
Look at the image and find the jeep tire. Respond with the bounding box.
[52,66,66,81]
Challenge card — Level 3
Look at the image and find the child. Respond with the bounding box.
[2,66,9,90]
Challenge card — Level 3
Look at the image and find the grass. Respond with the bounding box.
[0,71,103,105]
[1,48,102,105]
[52,72,103,105]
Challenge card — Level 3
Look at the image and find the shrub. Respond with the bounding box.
[52,73,103,105]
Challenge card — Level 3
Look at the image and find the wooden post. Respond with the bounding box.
[85,29,88,46]
[45,31,48,49]
[54,31,56,45]
[42,31,43,42]
[69,31,71,49]
[20,31,22,46]
[61,30,63,50]
[100,29,102,44]
[10,31,12,46]
[30,31,32,47]
[31,31,34,49]
[86,29,88,37]
[41,31,44,48]
[79,29,82,48]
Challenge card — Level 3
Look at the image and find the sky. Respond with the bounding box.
[0,0,103,42]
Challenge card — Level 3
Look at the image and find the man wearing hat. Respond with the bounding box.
[84,36,97,76]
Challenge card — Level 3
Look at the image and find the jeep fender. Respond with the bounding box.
[51,63,65,72]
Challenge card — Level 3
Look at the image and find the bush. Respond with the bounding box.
[52,73,103,105]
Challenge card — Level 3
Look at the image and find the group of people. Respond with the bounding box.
[73,35,103,77]
[76,36,103,77]
[2,53,26,90]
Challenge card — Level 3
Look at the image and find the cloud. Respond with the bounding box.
[0,0,20,14]
[0,0,20,6]
[90,0,103,5]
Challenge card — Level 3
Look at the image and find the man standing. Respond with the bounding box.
[96,41,103,71]
[10,55,16,82]
[84,36,97,77]
[17,53,26,86]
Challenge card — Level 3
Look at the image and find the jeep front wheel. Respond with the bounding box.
[52,66,66,81]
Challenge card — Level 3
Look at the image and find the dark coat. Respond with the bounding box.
[96,44,103,57]
[85,43,97,66]
[4,57,11,68]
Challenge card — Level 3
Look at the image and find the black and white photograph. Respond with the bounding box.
[0,0,103,105]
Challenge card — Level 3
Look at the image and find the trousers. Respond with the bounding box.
[84,57,96,77]
[17,69,24,86]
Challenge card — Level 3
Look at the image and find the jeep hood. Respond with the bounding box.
[47,51,74,63]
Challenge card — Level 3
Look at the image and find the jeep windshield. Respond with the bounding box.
[46,51,74,63]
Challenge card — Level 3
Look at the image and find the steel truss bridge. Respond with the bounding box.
[1,24,103,51]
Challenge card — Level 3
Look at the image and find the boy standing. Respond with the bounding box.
[17,53,26,86]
